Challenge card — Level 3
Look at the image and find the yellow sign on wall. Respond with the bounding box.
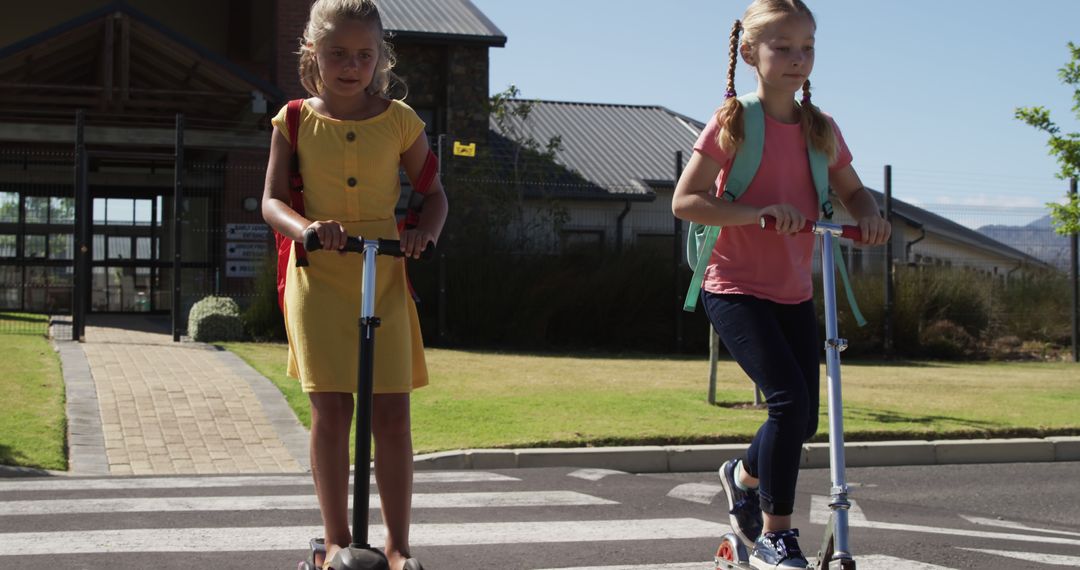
[453,141,477,157]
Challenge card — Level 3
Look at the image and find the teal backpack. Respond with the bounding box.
[683,93,866,327]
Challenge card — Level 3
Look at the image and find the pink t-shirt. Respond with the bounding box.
[693,110,852,304]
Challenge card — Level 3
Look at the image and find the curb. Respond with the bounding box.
[413,436,1080,472]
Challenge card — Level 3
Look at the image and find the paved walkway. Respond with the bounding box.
[53,315,309,476]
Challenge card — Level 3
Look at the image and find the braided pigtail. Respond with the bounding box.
[798,78,839,162]
[715,19,745,155]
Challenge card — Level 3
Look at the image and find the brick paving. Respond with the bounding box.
[55,315,308,476]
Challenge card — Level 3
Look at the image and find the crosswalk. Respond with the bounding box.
[1,468,1076,569]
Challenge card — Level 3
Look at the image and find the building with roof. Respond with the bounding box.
[487,99,1050,278]
[0,0,504,315]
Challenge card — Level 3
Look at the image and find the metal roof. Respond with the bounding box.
[381,0,506,46]
[874,189,1049,267]
[489,100,705,199]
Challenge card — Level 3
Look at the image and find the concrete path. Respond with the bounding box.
[53,315,309,476]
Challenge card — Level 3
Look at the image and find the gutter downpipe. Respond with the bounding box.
[905,224,926,266]
[616,199,632,253]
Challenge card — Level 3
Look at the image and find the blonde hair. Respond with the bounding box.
[298,0,405,98]
[717,0,838,162]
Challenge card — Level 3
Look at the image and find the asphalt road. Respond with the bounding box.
[1,462,1077,569]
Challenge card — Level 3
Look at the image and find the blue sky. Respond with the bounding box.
[470,0,1080,227]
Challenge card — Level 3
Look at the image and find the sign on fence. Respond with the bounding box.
[225,223,269,241]
[226,241,268,260]
[225,224,269,278]
[225,261,260,278]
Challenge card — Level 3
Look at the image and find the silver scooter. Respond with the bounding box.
[714,216,863,570]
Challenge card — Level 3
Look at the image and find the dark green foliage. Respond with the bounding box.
[188,296,246,342]
[241,254,286,341]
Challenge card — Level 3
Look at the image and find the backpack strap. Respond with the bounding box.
[683,94,765,311]
[800,101,865,327]
[285,99,308,268]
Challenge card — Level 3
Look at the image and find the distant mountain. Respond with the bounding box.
[978,215,1072,269]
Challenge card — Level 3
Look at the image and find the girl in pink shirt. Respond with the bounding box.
[672,1,890,568]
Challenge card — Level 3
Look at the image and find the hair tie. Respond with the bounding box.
[725,89,737,99]
[801,90,811,105]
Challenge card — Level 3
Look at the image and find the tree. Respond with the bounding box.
[1015,42,1080,236]
[446,85,573,253]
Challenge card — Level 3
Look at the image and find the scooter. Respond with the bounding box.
[299,229,432,570]
[714,216,863,570]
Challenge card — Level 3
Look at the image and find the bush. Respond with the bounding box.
[188,296,246,342]
[920,320,978,359]
[242,254,286,341]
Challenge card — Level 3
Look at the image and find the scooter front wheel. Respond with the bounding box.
[715,533,749,568]
[822,557,856,570]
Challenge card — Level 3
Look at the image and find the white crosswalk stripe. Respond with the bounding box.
[567,468,627,481]
[0,491,616,516]
[958,548,1080,567]
[667,483,723,505]
[0,471,517,493]
[0,519,728,555]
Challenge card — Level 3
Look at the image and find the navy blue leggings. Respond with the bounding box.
[703,292,820,516]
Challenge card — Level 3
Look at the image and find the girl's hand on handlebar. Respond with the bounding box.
[758,204,805,235]
[399,228,435,259]
[857,216,891,246]
[306,220,348,253]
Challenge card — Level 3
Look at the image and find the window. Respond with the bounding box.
[24,197,49,224]
[49,234,73,260]
[50,197,74,224]
[134,199,153,226]
[93,234,105,261]
[107,198,134,225]
[561,230,604,254]
[136,237,153,260]
[108,236,131,260]
[0,235,14,258]
[0,266,18,309]
[24,235,46,258]
[0,192,17,223]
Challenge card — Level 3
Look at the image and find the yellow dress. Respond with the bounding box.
[270,99,429,394]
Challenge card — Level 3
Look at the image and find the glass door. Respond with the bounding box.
[90,194,160,312]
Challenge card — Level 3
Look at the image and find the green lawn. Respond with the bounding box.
[220,342,1080,454]
[0,311,50,336]
[0,332,67,470]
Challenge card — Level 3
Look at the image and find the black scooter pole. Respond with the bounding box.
[302,230,431,570]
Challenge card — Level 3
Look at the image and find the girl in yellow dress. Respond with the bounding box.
[261,1,447,568]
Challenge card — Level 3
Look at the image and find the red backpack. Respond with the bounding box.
[274,99,308,311]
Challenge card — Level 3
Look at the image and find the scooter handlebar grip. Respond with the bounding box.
[302,228,322,252]
[840,225,864,242]
[302,229,363,253]
[758,215,811,234]
[380,239,436,260]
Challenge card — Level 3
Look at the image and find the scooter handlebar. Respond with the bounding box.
[759,215,863,242]
[302,229,435,260]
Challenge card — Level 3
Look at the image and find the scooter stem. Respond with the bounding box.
[820,232,852,562]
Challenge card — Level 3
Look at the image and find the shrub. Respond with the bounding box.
[920,319,978,359]
[242,254,286,341]
[188,296,246,342]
